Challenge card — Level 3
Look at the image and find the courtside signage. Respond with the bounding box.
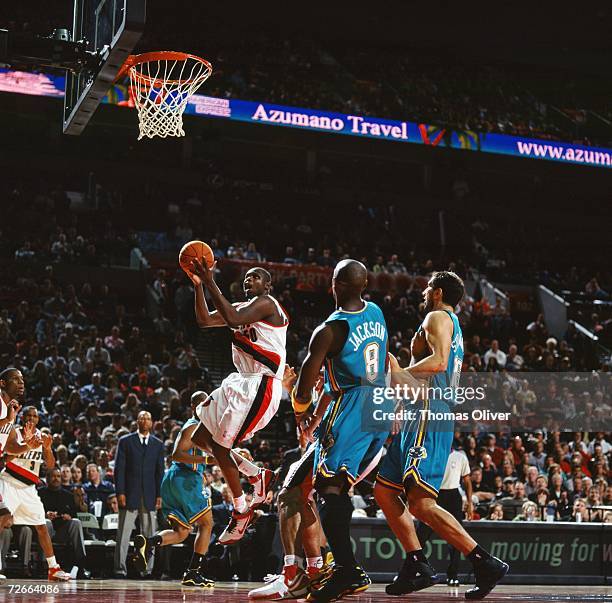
[1,68,609,168]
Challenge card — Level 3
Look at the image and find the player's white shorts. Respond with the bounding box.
[196,372,282,448]
[0,475,46,525]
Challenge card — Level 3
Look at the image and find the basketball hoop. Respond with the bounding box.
[119,51,212,140]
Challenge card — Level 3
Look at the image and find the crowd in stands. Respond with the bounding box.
[462,430,612,523]
[0,215,610,577]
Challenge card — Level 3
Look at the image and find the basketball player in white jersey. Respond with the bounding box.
[0,406,72,580]
[189,258,288,544]
[0,368,71,580]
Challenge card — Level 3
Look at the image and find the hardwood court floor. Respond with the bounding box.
[2,580,611,602]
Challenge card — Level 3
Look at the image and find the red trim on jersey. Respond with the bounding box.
[5,461,40,485]
[232,332,281,373]
[235,376,274,444]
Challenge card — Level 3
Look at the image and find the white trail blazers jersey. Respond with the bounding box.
[231,296,288,379]
[4,426,44,485]
[0,398,14,454]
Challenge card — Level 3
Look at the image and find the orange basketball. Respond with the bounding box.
[178,240,215,276]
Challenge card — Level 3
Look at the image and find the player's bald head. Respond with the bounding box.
[333,259,368,291]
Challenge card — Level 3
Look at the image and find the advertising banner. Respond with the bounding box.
[1,69,610,169]
[352,519,612,583]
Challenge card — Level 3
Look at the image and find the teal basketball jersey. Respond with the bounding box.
[324,301,388,393]
[417,310,463,406]
[172,416,205,476]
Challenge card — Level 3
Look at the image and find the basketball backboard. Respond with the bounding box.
[63,0,145,135]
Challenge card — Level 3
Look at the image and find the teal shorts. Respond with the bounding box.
[160,464,211,528]
[314,386,392,485]
[377,399,454,497]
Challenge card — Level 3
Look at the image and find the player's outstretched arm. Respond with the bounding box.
[388,352,429,391]
[192,257,275,328]
[190,261,226,328]
[171,423,210,464]
[193,279,226,328]
[409,310,452,375]
[293,322,346,419]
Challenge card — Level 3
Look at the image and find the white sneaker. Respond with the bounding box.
[0,574,6,582]
[248,573,288,600]
[48,566,72,581]
[249,469,275,509]
[218,508,254,545]
[248,567,309,600]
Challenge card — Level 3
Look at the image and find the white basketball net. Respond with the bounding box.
[128,54,212,140]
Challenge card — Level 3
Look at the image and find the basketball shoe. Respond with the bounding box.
[465,556,509,599]
[48,566,72,581]
[385,559,438,595]
[133,534,153,573]
[248,564,308,600]
[181,568,215,587]
[306,565,371,602]
[218,508,255,545]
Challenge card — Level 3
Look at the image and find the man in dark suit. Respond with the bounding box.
[113,411,164,577]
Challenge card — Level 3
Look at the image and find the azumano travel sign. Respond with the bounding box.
[250,103,411,141]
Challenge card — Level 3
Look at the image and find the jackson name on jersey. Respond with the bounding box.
[346,319,386,352]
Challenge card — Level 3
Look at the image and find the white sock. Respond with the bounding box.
[307,556,323,569]
[284,554,297,567]
[231,450,261,477]
[233,493,248,513]
[46,556,59,569]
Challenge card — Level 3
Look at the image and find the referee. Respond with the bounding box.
[416,448,473,586]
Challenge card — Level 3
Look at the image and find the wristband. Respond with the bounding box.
[291,387,313,414]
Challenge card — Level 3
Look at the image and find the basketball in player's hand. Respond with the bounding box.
[179,240,215,278]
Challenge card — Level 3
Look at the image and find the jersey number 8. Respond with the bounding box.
[364,342,379,383]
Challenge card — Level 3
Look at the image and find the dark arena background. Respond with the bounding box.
[0,1,610,601]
